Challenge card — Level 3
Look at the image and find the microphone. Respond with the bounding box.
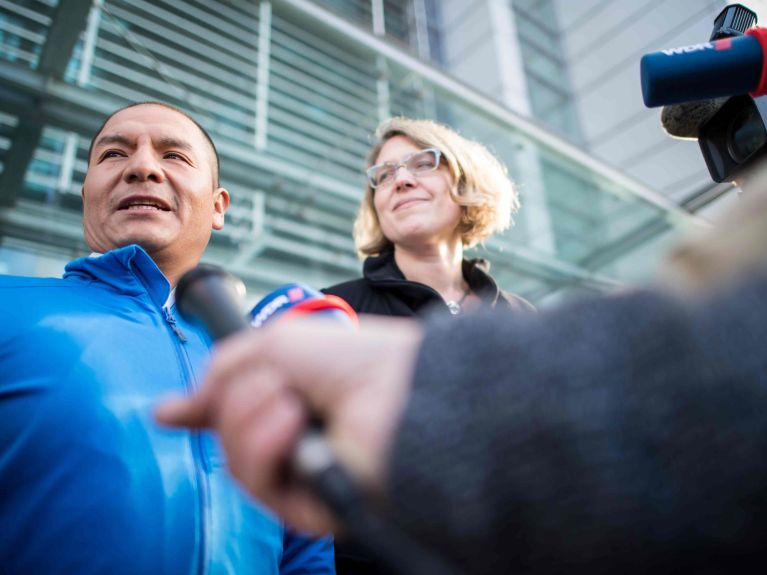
[641,27,767,108]
[175,263,248,339]
[248,283,357,328]
[177,269,358,486]
[176,266,464,575]
[660,98,728,139]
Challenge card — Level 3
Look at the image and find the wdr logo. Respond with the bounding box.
[661,42,715,56]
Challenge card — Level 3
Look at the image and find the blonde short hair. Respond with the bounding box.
[354,117,520,256]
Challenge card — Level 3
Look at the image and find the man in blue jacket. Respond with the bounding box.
[0,102,334,574]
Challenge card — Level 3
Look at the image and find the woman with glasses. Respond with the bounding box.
[324,117,532,575]
[323,117,533,318]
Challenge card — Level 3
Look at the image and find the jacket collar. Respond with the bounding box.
[362,248,407,283]
[63,244,173,310]
[363,248,502,305]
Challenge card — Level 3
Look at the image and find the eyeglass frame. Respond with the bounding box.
[366,148,443,189]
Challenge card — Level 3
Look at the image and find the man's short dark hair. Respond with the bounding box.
[87,101,221,187]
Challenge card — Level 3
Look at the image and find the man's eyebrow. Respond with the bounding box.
[157,137,194,152]
[93,134,134,151]
[92,134,195,154]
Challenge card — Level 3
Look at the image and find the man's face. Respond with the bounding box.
[82,104,229,270]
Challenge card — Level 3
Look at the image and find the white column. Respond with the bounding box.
[255,1,272,150]
[440,0,531,115]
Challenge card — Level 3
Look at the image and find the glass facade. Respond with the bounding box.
[511,0,582,141]
[0,0,697,303]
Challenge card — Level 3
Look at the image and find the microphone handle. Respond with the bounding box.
[296,429,464,575]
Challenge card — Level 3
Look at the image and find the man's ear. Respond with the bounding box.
[212,187,230,230]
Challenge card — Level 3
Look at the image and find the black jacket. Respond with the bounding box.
[323,248,534,317]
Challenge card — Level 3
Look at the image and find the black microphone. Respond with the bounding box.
[176,265,464,575]
[176,264,248,339]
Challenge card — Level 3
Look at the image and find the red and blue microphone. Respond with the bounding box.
[248,283,357,328]
[641,27,767,107]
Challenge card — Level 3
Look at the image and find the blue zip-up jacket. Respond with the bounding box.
[0,245,334,574]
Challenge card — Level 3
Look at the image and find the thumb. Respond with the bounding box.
[154,394,214,429]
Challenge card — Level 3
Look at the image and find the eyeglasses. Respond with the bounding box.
[366,148,442,189]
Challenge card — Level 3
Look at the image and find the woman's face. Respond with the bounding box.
[372,136,462,250]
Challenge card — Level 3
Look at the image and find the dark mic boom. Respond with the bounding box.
[642,28,767,107]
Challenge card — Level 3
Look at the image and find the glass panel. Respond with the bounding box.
[79,0,260,146]
[512,0,583,142]
[312,0,372,29]
[0,0,57,69]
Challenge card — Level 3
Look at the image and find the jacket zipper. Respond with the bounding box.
[164,306,188,342]
[164,305,209,575]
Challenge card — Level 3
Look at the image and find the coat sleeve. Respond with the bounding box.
[387,274,767,574]
[280,529,335,574]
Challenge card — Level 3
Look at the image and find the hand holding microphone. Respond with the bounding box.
[157,265,462,574]
[163,265,388,523]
